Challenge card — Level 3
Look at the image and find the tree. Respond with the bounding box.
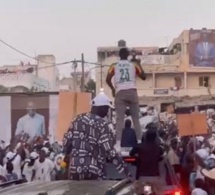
[0,85,8,93]
[85,79,96,97]
[29,87,38,92]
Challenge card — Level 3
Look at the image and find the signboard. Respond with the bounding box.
[177,113,208,136]
[0,92,91,144]
[140,55,165,65]
[56,92,91,141]
[154,89,169,95]
[189,29,215,67]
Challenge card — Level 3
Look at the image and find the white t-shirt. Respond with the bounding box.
[191,188,208,195]
[114,60,137,92]
[0,165,6,183]
[167,148,180,165]
[0,165,5,175]
[33,158,54,182]
[195,148,210,180]
[22,160,34,182]
[4,154,22,179]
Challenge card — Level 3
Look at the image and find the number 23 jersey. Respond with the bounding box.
[108,60,142,92]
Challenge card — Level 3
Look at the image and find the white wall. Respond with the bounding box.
[0,73,49,91]
[37,55,58,91]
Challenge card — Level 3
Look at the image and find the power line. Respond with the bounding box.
[0,38,72,66]
[0,38,111,70]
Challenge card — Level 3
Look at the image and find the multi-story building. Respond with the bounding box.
[96,28,215,107]
[0,54,59,92]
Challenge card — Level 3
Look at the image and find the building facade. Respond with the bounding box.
[0,54,59,92]
[59,72,91,91]
[0,73,49,92]
[96,29,215,106]
[36,55,59,91]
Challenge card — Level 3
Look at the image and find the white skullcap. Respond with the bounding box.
[6,151,15,160]
[30,152,39,159]
[91,91,113,108]
[41,147,49,155]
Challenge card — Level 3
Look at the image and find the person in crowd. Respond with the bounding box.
[130,128,164,195]
[62,91,130,180]
[106,47,146,152]
[31,148,54,182]
[0,164,6,183]
[54,153,65,180]
[22,152,38,182]
[15,101,46,142]
[180,153,195,195]
[4,162,18,182]
[191,178,208,195]
[207,113,215,133]
[121,119,137,148]
[4,150,22,179]
[167,138,181,176]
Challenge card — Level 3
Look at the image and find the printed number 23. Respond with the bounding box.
[120,68,130,82]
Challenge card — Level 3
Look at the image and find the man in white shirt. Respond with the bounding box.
[31,148,54,182]
[15,101,46,142]
[22,152,38,182]
[106,48,146,151]
[4,151,22,179]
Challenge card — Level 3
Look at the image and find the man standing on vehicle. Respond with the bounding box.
[62,91,130,180]
[106,48,146,152]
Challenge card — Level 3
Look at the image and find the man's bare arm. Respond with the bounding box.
[135,63,146,81]
[106,64,115,96]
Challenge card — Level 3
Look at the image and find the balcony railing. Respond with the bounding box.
[137,88,213,97]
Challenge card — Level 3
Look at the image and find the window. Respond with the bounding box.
[174,77,182,88]
[199,76,209,87]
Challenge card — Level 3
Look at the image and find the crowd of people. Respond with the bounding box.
[0,138,64,184]
[1,47,215,195]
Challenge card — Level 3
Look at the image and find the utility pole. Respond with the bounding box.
[100,62,103,88]
[81,53,85,92]
[35,54,38,77]
[72,59,78,92]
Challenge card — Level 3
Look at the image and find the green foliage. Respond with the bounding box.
[0,85,8,93]
[85,79,96,97]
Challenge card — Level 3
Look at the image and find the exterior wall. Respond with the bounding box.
[187,73,215,89]
[37,55,59,91]
[0,73,49,91]
[0,54,59,92]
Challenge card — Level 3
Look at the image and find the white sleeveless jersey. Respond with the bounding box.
[114,60,136,92]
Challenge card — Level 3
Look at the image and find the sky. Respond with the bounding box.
[1,0,215,78]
